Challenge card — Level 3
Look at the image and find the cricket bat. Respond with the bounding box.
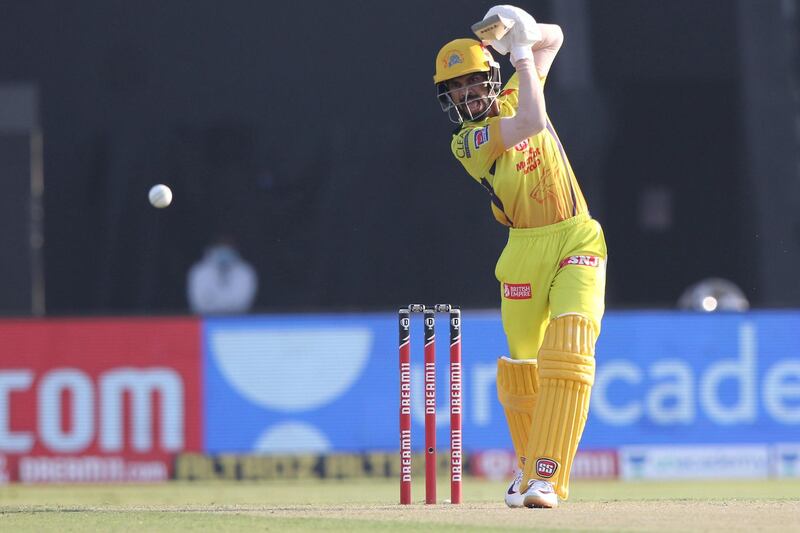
[471,14,514,42]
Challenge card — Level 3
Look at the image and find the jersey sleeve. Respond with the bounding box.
[451,118,505,180]
[499,72,546,108]
[500,73,520,108]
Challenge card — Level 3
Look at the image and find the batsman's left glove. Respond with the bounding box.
[482,5,542,64]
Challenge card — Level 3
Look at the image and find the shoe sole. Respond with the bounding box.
[523,494,558,509]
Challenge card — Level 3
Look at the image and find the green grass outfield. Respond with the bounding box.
[1,478,798,532]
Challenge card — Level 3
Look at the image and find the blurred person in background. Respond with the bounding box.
[187,236,258,314]
[434,5,607,509]
[678,277,749,312]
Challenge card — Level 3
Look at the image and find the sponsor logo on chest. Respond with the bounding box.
[514,145,542,174]
[474,126,490,149]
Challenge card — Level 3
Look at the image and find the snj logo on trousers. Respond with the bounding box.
[559,255,601,268]
[503,283,532,300]
[535,458,558,478]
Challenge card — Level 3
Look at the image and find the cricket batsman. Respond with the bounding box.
[433,5,607,508]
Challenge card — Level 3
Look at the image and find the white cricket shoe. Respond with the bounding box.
[522,479,558,509]
[504,470,525,508]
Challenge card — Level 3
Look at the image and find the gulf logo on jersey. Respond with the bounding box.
[474,126,490,149]
[559,255,601,268]
[503,283,532,300]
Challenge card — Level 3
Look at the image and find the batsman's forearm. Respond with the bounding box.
[531,24,563,78]
[532,24,563,52]
[499,58,547,149]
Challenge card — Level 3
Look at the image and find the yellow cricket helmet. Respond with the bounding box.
[433,38,502,123]
[433,38,498,84]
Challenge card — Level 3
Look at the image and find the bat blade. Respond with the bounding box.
[471,14,514,42]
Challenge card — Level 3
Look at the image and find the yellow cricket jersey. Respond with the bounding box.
[451,73,589,228]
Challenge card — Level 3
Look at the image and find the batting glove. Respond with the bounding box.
[483,5,542,63]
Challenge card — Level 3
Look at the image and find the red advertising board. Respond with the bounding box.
[0,318,202,483]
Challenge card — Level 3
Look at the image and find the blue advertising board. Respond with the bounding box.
[587,311,800,445]
[203,311,800,454]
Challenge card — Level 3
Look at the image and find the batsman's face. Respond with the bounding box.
[446,72,495,118]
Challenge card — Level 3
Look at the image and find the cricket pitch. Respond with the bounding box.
[1,478,798,532]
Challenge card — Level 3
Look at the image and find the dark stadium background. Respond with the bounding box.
[0,0,796,315]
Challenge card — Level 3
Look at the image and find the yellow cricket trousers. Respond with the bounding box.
[495,213,607,359]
